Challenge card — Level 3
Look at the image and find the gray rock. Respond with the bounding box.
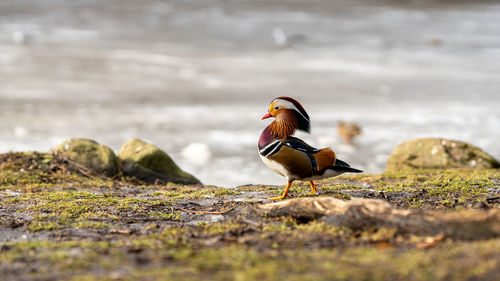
[117,138,200,185]
[386,138,500,172]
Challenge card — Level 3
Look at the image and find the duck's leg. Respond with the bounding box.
[306,180,318,195]
[269,181,292,200]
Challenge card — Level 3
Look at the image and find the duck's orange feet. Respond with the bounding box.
[269,194,288,200]
[305,181,318,196]
[269,181,292,200]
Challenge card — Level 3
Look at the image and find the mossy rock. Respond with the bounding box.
[52,138,119,177]
[386,138,500,171]
[117,138,200,185]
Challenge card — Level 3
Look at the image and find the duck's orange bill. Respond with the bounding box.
[261,112,273,120]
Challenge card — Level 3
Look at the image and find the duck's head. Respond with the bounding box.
[261,96,310,133]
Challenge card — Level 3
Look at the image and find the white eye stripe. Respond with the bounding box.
[272,99,309,121]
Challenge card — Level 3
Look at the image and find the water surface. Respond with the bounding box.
[1,0,499,186]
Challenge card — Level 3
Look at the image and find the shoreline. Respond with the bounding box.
[0,151,499,280]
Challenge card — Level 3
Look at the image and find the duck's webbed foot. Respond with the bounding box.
[269,181,292,200]
[305,180,318,196]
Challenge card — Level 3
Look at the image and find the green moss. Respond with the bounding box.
[41,239,497,281]
[316,169,500,209]
[198,222,247,236]
[237,184,282,192]
[29,221,62,232]
[71,221,110,229]
[152,186,240,200]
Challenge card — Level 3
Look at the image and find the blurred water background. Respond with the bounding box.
[1,0,499,186]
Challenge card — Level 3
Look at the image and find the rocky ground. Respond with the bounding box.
[0,152,499,281]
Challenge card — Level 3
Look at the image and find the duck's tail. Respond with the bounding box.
[332,158,363,173]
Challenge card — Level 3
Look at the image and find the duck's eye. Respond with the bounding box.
[274,106,279,110]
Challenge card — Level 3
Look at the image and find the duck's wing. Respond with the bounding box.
[260,137,361,180]
[284,138,363,174]
[260,138,315,180]
[283,137,320,153]
[284,137,336,173]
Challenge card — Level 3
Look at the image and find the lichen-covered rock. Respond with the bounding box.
[386,138,500,171]
[52,138,119,176]
[117,138,200,185]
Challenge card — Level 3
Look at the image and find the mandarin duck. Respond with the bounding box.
[259,97,362,200]
[337,120,362,144]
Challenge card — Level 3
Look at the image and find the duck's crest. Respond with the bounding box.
[274,97,310,122]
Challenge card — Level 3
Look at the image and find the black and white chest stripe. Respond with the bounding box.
[259,140,282,157]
